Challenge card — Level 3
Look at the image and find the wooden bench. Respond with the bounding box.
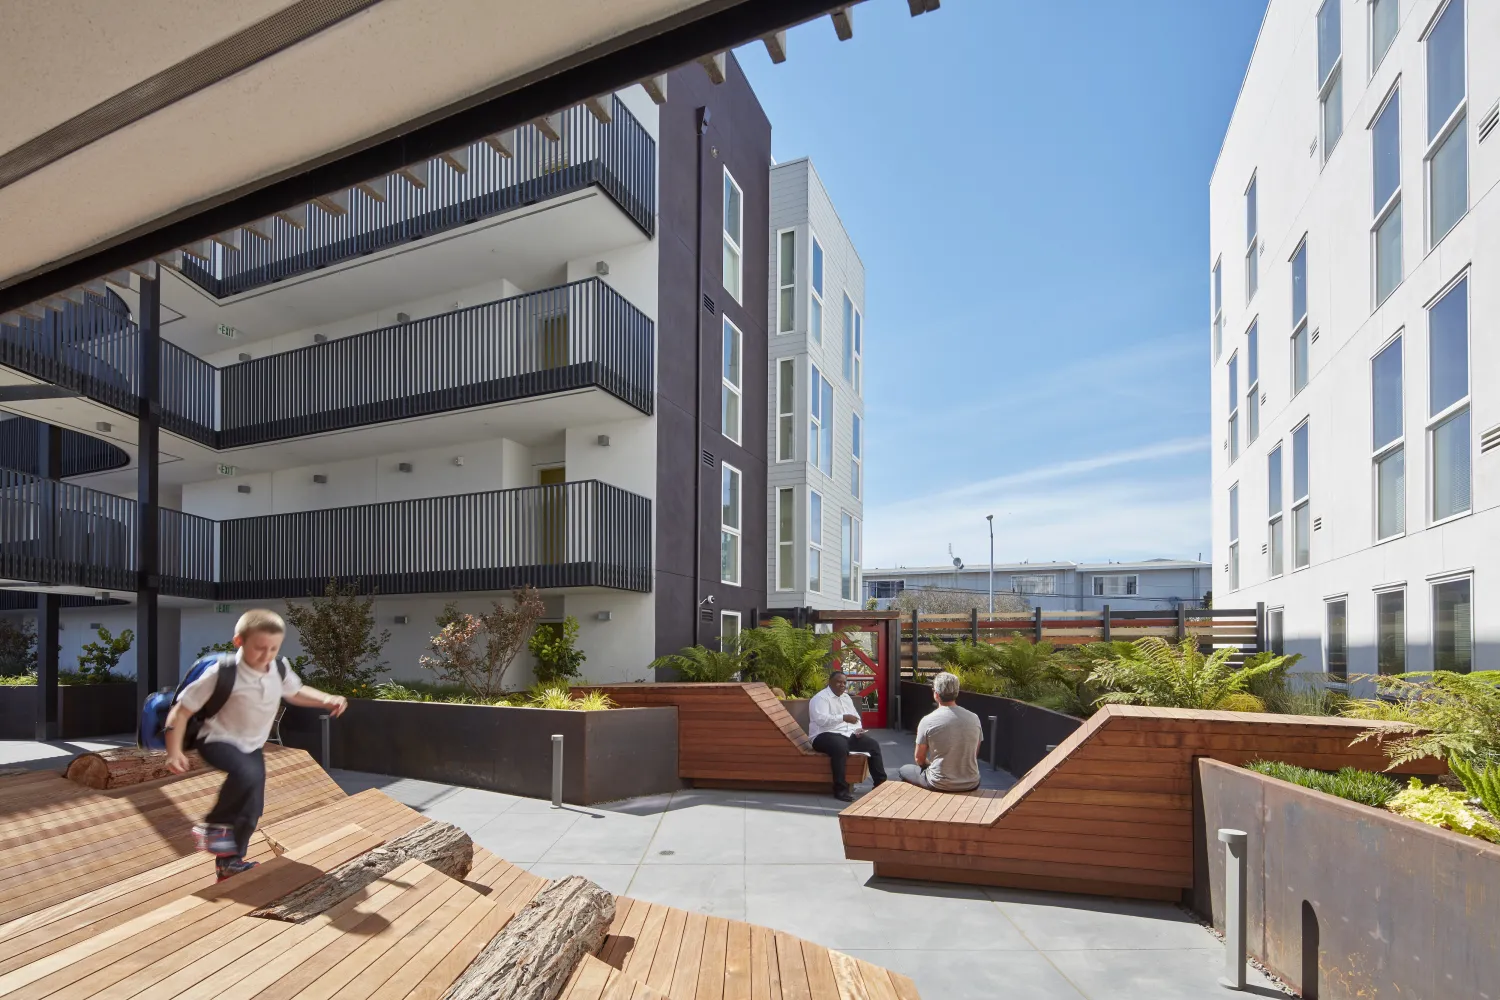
[581,683,868,793]
[840,705,1438,900]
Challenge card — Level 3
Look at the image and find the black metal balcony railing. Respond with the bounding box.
[179,97,656,299]
[0,416,130,477]
[0,474,651,600]
[0,297,138,415]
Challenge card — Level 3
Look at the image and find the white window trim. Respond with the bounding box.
[1368,0,1398,76]
[1211,258,1224,362]
[1421,0,1468,251]
[1245,173,1259,304]
[1430,573,1473,673]
[1227,350,1240,464]
[722,167,743,303]
[1324,595,1350,681]
[719,610,742,650]
[1289,238,1310,395]
[1292,419,1312,571]
[1369,82,1404,308]
[1425,271,1471,526]
[841,511,855,602]
[775,357,796,464]
[775,227,797,335]
[809,233,825,346]
[1375,586,1407,676]
[809,360,824,473]
[1245,319,1260,445]
[1228,482,1240,591]
[1092,574,1139,598]
[720,462,741,586]
[1317,0,1344,164]
[852,304,863,397]
[850,412,862,499]
[808,489,824,594]
[1268,441,1285,580]
[721,316,742,446]
[1371,331,1406,543]
[775,487,796,591]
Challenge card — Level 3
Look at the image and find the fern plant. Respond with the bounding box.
[740,617,850,697]
[1088,637,1290,711]
[649,643,747,683]
[1447,757,1500,819]
[1343,671,1500,769]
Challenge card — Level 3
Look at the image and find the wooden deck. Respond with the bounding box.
[581,683,867,793]
[0,747,916,999]
[840,705,1438,900]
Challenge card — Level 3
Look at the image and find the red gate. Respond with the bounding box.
[817,611,900,730]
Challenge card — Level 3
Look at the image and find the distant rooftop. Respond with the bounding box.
[865,559,1210,576]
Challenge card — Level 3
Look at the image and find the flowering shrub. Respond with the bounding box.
[420,587,545,699]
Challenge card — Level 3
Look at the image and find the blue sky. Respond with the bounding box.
[737,0,1268,569]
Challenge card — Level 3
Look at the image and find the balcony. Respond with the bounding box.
[0,278,654,450]
[0,472,651,599]
[177,98,656,299]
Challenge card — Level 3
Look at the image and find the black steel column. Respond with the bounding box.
[136,275,161,705]
[35,420,62,741]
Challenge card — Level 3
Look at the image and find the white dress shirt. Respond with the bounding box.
[808,686,860,740]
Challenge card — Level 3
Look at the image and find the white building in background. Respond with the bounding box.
[766,159,866,611]
[863,560,1210,613]
[1210,0,1497,677]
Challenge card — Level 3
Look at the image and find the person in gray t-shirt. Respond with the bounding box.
[899,671,983,792]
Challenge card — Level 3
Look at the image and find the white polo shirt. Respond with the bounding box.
[177,653,302,753]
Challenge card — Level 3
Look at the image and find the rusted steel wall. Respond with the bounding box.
[1193,757,1500,999]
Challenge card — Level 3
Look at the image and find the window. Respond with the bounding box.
[1377,590,1406,675]
[776,488,795,590]
[1325,598,1348,680]
[777,230,796,333]
[1246,322,1260,444]
[719,611,741,650]
[1432,576,1472,672]
[1227,352,1240,462]
[1291,241,1309,394]
[1268,608,1285,656]
[1012,575,1056,595]
[1211,260,1223,361]
[1229,484,1240,590]
[841,511,859,601]
[1317,0,1344,160]
[1093,575,1139,597]
[850,413,862,499]
[1372,335,1405,539]
[721,317,741,444]
[870,580,904,600]
[1428,277,1470,521]
[1268,445,1284,577]
[776,358,795,462]
[722,169,743,302]
[1370,0,1398,71]
[853,309,862,396]
[1245,176,1258,301]
[719,463,741,585]
[1292,421,1311,569]
[1372,88,1403,305]
[1425,0,1466,245]
[808,364,834,477]
[810,237,824,344]
[842,295,854,383]
[808,490,823,593]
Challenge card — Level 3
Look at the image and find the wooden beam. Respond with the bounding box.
[439,146,470,173]
[126,260,159,280]
[154,250,186,270]
[103,270,134,290]
[762,30,787,64]
[276,203,309,228]
[354,176,388,202]
[242,217,277,241]
[395,160,430,188]
[698,51,727,84]
[482,130,515,158]
[311,189,351,216]
[831,7,853,40]
[533,114,564,141]
[210,229,243,251]
[180,239,214,263]
[583,94,613,123]
[641,74,668,105]
[63,287,87,305]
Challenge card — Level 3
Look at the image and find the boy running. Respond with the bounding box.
[165,609,347,880]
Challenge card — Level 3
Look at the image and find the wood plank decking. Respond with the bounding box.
[839,705,1438,900]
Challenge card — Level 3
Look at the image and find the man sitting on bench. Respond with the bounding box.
[809,669,888,802]
[899,671,982,793]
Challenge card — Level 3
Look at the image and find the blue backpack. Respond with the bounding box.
[139,653,288,751]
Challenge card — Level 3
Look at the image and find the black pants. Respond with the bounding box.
[198,741,265,861]
[811,732,887,795]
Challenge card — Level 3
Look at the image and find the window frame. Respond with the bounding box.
[719,610,742,651]
[1317,0,1345,162]
[1245,320,1260,445]
[720,316,742,445]
[1371,331,1406,542]
[721,167,743,303]
[1244,174,1259,302]
[1228,482,1240,591]
[1092,574,1139,598]
[1211,258,1224,362]
[1431,573,1473,673]
[776,357,796,463]
[1369,0,1399,74]
[1290,239,1310,395]
[1370,83,1404,306]
[776,487,796,591]
[1227,350,1240,463]
[808,489,824,593]
[1422,0,1467,249]
[719,461,742,586]
[1425,272,1471,526]
[1268,443,1284,579]
[1292,419,1312,570]
[1324,596,1349,681]
[1267,607,1285,656]
[776,228,797,335]
[841,511,855,601]
[808,362,834,477]
[850,411,862,499]
[809,234,825,345]
[1376,586,1406,675]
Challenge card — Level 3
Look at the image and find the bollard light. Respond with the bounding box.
[1218,828,1249,990]
[551,734,564,809]
[319,714,332,770]
[987,715,1000,770]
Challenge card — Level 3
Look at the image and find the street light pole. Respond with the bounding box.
[986,514,995,615]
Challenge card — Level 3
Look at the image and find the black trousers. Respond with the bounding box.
[198,741,265,861]
[811,732,887,795]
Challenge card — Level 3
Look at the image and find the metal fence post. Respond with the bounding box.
[1255,602,1267,653]
[1218,828,1248,990]
[909,610,919,677]
[987,715,1000,770]
[1177,606,1187,642]
[1033,606,1043,644]
[969,608,979,644]
[1102,604,1111,642]
[319,714,331,769]
[551,734,564,808]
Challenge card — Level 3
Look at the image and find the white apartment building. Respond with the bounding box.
[766,159,866,612]
[1210,0,1497,678]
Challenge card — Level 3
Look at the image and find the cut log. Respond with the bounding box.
[442,875,615,1000]
[251,820,472,922]
[64,747,205,789]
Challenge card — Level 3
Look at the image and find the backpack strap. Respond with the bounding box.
[198,654,238,721]
[276,657,288,682]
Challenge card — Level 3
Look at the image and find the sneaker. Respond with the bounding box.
[215,858,259,882]
[834,790,855,802]
[193,823,237,856]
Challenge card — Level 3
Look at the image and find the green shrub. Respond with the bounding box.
[650,641,747,683]
[528,617,586,685]
[195,639,238,660]
[1344,671,1500,770]
[1088,637,1292,711]
[285,580,390,697]
[0,617,36,676]
[1388,778,1500,843]
[76,626,134,684]
[1244,760,1401,808]
[740,617,853,697]
[420,588,546,700]
[525,684,614,711]
[1447,757,1500,819]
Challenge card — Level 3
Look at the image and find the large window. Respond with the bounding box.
[1093,575,1138,597]
[1292,421,1311,569]
[719,611,741,650]
[808,490,823,593]
[1372,335,1405,539]
[1370,0,1398,71]
[1227,352,1240,463]
[776,488,795,590]
[870,580,904,600]
[1245,175,1259,301]
[809,364,834,477]
[1211,259,1223,361]
[1428,276,1470,522]
[1291,241,1309,394]
[1013,575,1055,595]
[1246,322,1260,444]
[852,306,862,395]
[841,511,861,601]
[1318,0,1344,160]
[1377,589,1406,675]
[1432,576,1472,673]
[1268,608,1285,656]
[1325,598,1348,680]
[1268,445,1284,578]
[721,317,741,444]
[1425,0,1467,245]
[722,169,743,303]
[776,230,796,334]
[720,463,741,585]
[850,412,862,499]
[776,358,795,462]
[810,237,824,345]
[1372,87,1403,305]
[1229,483,1240,591]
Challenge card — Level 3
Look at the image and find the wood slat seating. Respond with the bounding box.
[840,705,1439,901]
[581,683,868,793]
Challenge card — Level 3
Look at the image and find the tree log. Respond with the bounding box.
[251,820,472,922]
[442,875,615,1000]
[64,747,205,788]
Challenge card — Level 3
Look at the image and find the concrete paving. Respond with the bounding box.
[1,729,1285,999]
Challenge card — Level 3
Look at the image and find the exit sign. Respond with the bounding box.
[217,464,237,477]
[216,324,238,339]
[215,604,231,613]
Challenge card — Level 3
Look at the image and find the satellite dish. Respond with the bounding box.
[953,557,964,569]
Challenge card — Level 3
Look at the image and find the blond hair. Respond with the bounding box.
[234,608,285,639]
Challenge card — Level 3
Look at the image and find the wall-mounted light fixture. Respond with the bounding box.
[596,611,613,621]
[596,435,610,447]
[237,484,252,494]
[95,421,112,433]
[313,334,327,343]
[312,474,328,484]
[396,312,411,323]
[394,615,409,625]
[595,261,610,275]
[238,353,251,362]
[452,456,465,467]
[397,462,413,473]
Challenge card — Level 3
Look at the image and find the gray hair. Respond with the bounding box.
[932,671,961,703]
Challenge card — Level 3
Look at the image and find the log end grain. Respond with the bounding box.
[64,748,205,789]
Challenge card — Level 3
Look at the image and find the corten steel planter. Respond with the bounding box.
[0,682,136,739]
[1193,757,1499,999]
[899,681,1082,775]
[281,699,680,805]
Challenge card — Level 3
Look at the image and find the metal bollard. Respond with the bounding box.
[987,716,1000,770]
[1218,828,1249,990]
[319,714,331,769]
[551,734,564,809]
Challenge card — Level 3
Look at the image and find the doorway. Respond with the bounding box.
[538,466,565,563]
